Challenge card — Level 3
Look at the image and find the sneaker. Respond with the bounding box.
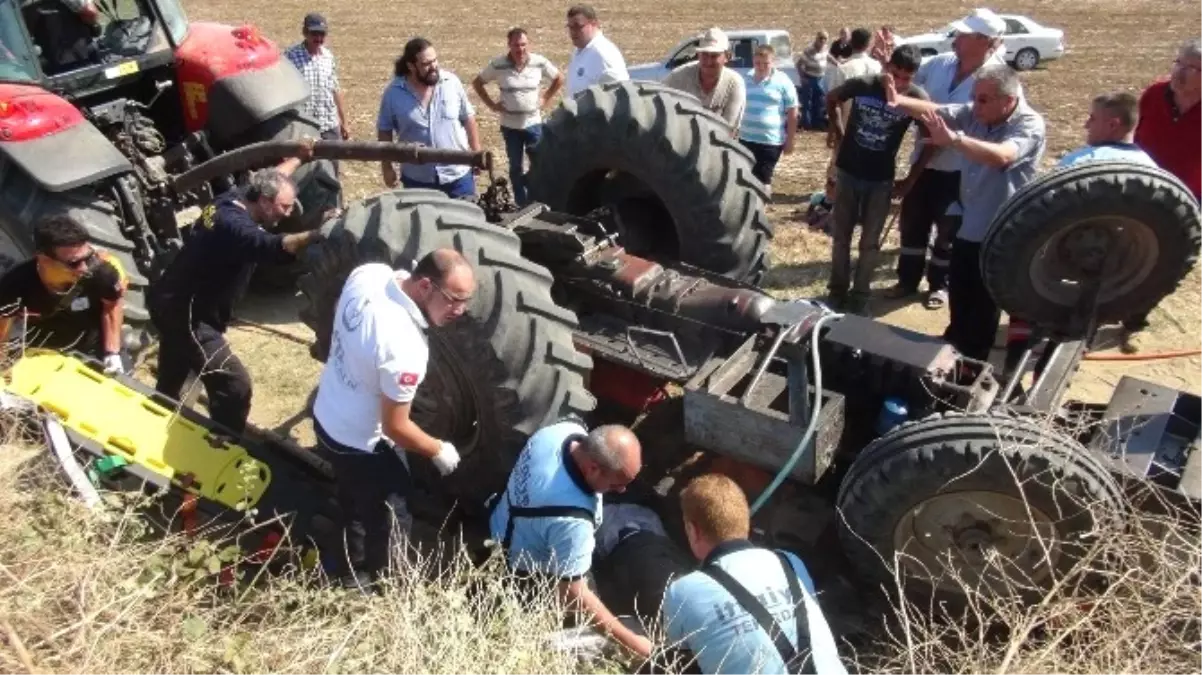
[884,284,919,300]
[1120,327,1150,354]
[925,289,948,310]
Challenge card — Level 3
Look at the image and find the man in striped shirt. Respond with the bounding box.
[473,28,565,206]
[738,44,798,196]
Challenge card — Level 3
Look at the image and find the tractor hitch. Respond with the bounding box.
[170,139,493,196]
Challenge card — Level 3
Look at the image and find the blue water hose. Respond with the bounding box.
[750,311,844,516]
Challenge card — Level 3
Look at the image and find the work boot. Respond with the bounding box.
[1120,327,1150,355]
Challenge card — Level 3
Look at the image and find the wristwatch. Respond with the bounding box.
[952,130,966,146]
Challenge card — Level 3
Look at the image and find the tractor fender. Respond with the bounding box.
[174,22,309,146]
[0,84,133,193]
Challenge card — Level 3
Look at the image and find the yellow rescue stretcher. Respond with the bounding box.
[3,348,339,560]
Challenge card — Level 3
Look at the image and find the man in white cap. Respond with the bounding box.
[663,27,747,132]
[890,8,1016,311]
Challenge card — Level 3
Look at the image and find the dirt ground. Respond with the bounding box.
[164,0,1200,438]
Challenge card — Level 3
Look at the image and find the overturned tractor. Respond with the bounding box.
[4,80,1200,614]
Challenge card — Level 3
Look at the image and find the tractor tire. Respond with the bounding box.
[297,189,595,511]
[228,111,342,291]
[981,161,1200,337]
[836,412,1126,608]
[527,81,772,284]
[0,161,152,355]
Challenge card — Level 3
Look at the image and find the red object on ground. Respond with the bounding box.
[581,351,668,412]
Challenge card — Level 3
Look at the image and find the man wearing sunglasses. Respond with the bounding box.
[311,248,476,589]
[0,215,128,374]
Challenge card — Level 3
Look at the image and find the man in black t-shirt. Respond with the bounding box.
[149,144,323,434]
[824,44,933,313]
[0,215,128,373]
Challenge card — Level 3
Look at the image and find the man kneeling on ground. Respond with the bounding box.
[660,474,847,674]
[0,215,129,373]
[488,418,652,658]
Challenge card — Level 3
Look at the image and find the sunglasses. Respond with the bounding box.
[54,249,96,271]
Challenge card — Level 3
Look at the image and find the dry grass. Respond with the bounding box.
[0,437,618,674]
[859,486,1202,674]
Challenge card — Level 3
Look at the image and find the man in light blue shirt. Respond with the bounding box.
[740,44,799,194]
[1058,92,1157,168]
[660,474,847,675]
[376,37,483,198]
[489,419,650,658]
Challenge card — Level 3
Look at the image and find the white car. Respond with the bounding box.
[626,29,802,87]
[897,14,1066,71]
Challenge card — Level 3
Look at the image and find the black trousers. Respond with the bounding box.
[740,140,785,186]
[945,239,1001,363]
[897,168,962,293]
[315,421,413,578]
[150,303,252,434]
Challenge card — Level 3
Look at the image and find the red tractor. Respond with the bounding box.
[0,0,343,353]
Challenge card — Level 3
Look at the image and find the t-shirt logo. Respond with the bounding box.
[398,372,419,387]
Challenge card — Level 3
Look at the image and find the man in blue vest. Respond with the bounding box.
[660,473,848,674]
[488,418,651,659]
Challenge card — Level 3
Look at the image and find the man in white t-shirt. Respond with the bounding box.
[312,248,476,587]
[564,4,629,98]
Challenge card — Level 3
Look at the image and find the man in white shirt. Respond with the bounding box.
[564,4,629,98]
[312,249,476,588]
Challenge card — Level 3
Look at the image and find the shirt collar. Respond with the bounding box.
[386,271,429,330]
[561,433,597,497]
[1092,140,1139,149]
[701,538,757,567]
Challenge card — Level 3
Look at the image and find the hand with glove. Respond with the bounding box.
[102,353,125,375]
[431,440,460,476]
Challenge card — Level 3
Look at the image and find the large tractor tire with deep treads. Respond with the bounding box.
[981,161,1201,336]
[225,111,342,291]
[297,189,596,513]
[526,81,772,284]
[0,161,152,356]
[836,413,1126,608]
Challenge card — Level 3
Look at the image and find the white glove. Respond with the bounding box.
[431,440,460,476]
[102,353,124,375]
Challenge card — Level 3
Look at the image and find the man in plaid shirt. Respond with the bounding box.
[285,13,350,143]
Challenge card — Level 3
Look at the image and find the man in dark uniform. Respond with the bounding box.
[149,144,323,434]
[0,215,129,373]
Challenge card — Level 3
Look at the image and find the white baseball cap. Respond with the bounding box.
[696,27,730,53]
[949,8,1006,38]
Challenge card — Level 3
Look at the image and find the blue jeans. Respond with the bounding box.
[401,171,476,199]
[799,75,827,130]
[500,124,543,206]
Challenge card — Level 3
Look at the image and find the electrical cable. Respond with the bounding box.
[1081,348,1201,362]
[750,310,845,516]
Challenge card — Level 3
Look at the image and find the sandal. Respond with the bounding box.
[925,289,948,310]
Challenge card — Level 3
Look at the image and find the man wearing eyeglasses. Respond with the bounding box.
[1120,37,1200,354]
[0,215,128,374]
[311,249,476,589]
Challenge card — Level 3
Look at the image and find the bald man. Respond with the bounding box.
[312,249,477,588]
[488,419,651,659]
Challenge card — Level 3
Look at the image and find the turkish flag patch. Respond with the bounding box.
[398,372,419,387]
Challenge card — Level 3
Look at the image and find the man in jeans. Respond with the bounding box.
[473,27,565,206]
[794,31,829,130]
[739,44,798,195]
[885,64,1046,364]
[824,45,930,313]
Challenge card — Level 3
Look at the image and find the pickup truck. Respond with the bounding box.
[627,29,802,87]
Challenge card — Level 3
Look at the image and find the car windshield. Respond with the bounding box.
[16,0,168,78]
[769,34,792,58]
[0,1,39,82]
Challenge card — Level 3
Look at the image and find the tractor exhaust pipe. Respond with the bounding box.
[170,139,493,195]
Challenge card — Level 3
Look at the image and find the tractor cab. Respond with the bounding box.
[2,0,185,87]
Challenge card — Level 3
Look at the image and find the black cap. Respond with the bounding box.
[303,12,328,32]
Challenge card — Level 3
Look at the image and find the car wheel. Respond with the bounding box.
[1014,48,1040,71]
